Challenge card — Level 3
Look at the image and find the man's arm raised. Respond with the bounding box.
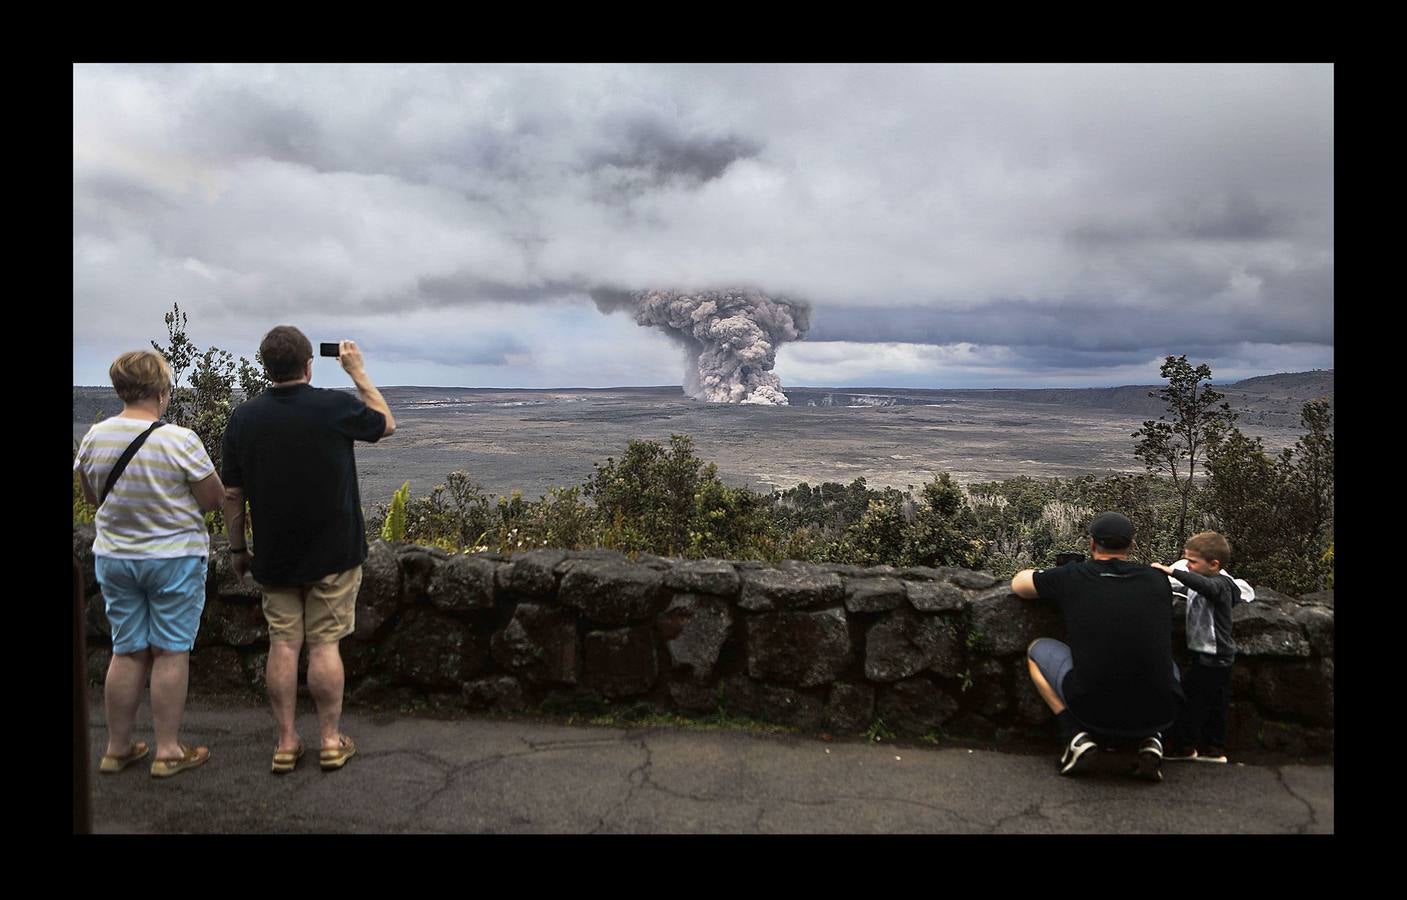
[339,339,395,437]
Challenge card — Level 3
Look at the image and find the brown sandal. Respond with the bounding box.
[99,741,149,773]
[319,735,356,771]
[271,743,305,774]
[150,743,210,778]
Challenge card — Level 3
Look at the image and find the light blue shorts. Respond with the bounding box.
[95,556,207,655]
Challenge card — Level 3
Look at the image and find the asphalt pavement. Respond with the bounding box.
[84,697,1332,834]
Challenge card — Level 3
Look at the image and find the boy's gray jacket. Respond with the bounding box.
[1168,560,1255,660]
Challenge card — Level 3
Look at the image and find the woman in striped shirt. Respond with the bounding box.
[75,350,226,778]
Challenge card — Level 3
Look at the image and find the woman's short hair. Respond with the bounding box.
[259,325,314,382]
[109,350,173,404]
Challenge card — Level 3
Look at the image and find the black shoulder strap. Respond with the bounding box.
[99,421,166,506]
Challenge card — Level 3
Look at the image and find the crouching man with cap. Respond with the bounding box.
[1010,512,1183,782]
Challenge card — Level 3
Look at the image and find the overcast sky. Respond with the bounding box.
[73,63,1333,390]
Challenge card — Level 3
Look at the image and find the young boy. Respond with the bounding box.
[1151,531,1255,763]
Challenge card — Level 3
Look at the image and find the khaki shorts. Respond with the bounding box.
[261,566,362,644]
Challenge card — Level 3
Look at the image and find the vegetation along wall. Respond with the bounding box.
[75,525,1333,758]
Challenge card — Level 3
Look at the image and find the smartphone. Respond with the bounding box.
[319,342,340,358]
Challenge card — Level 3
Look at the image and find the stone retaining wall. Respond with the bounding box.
[73,526,1334,756]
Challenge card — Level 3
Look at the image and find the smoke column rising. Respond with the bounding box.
[593,288,811,405]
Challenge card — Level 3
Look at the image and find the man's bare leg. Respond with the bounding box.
[104,649,152,757]
[266,639,304,752]
[1027,649,1066,714]
[149,648,190,760]
[307,641,345,750]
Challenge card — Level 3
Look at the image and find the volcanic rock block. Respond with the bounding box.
[923,619,967,678]
[86,647,112,685]
[198,596,267,647]
[73,524,98,597]
[1171,597,1188,647]
[816,563,866,577]
[632,553,676,572]
[506,549,569,597]
[491,603,578,685]
[1251,659,1334,727]
[347,676,421,710]
[905,580,967,613]
[826,682,875,733]
[584,625,659,698]
[947,713,998,740]
[756,683,824,730]
[558,549,632,570]
[865,610,944,682]
[427,554,497,614]
[355,539,404,640]
[950,570,999,590]
[340,638,378,682]
[744,608,853,687]
[382,607,487,689]
[843,576,907,613]
[239,649,268,696]
[559,560,664,625]
[669,680,718,713]
[1012,674,1052,725]
[738,568,844,611]
[462,676,527,712]
[206,545,262,601]
[967,586,1064,656]
[664,559,741,597]
[399,550,442,603]
[1266,723,1334,757]
[1293,604,1334,657]
[187,646,248,695]
[1250,586,1299,605]
[85,594,111,640]
[1299,589,1334,608]
[1256,720,1330,757]
[1233,601,1311,658]
[720,674,758,717]
[877,678,960,736]
[898,566,952,582]
[658,594,733,682]
[967,658,1010,717]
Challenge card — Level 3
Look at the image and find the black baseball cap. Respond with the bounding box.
[1088,512,1135,546]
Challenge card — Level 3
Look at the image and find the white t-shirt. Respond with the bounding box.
[74,416,214,559]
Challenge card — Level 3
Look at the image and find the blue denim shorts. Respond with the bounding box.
[1027,638,1077,706]
[95,556,207,654]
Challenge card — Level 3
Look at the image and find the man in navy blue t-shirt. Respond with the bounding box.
[1010,512,1182,782]
[222,326,395,774]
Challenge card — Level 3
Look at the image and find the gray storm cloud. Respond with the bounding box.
[592,288,811,405]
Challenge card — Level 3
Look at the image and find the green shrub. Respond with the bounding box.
[381,481,410,543]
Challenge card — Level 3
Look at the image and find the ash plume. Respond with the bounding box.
[591,288,811,405]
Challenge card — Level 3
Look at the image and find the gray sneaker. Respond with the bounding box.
[1059,732,1098,775]
[1133,734,1164,782]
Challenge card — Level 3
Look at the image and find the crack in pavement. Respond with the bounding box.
[987,800,1055,834]
[590,739,652,834]
[1273,766,1319,834]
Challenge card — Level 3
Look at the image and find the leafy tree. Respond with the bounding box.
[586,435,710,556]
[143,302,269,532]
[905,473,987,568]
[1205,398,1335,593]
[841,488,913,566]
[1132,355,1237,547]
